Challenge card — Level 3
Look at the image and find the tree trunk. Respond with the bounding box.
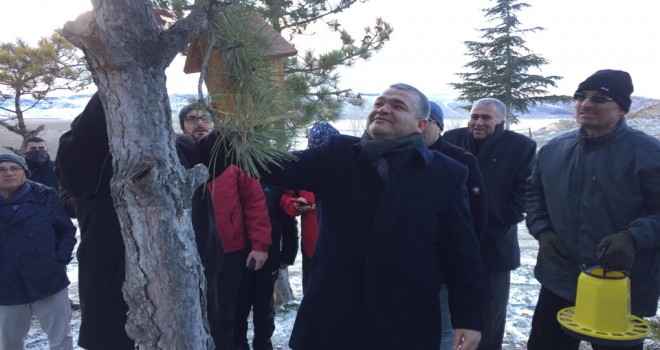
[62,1,213,348]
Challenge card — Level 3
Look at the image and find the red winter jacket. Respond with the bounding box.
[280,189,318,258]
[208,165,271,254]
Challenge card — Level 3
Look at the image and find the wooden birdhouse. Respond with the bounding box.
[183,12,297,120]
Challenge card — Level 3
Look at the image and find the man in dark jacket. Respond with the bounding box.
[0,153,77,349]
[526,69,660,350]
[179,102,273,349]
[56,93,224,349]
[201,83,485,350]
[444,98,536,350]
[424,101,488,350]
[233,182,298,350]
[21,137,59,189]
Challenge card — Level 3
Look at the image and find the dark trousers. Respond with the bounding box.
[213,248,249,350]
[301,249,312,294]
[477,271,510,350]
[527,287,644,350]
[233,265,278,350]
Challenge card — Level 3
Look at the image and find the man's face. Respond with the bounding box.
[0,161,27,196]
[366,88,428,140]
[22,142,48,153]
[183,110,214,140]
[574,90,624,137]
[468,104,503,141]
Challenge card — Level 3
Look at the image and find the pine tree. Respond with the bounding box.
[450,0,570,126]
[0,31,91,152]
[154,0,393,127]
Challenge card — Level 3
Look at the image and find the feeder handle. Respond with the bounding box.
[597,246,607,261]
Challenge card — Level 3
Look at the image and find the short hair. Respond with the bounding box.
[472,98,506,122]
[22,136,46,149]
[389,83,430,120]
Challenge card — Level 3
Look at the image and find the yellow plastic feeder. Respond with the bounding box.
[557,265,650,347]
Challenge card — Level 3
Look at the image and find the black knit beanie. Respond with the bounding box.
[576,69,634,112]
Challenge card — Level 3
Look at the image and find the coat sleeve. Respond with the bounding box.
[464,153,488,241]
[50,190,77,264]
[56,92,112,199]
[280,189,303,217]
[278,209,299,266]
[441,169,485,332]
[503,139,536,227]
[626,162,660,249]
[238,169,272,252]
[525,148,552,238]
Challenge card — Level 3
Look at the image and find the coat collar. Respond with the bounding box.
[350,135,433,167]
[578,117,628,147]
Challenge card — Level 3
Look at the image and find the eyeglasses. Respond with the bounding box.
[573,92,615,104]
[0,166,24,174]
[184,115,213,123]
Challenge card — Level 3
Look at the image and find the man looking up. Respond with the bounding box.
[444,98,536,350]
[526,69,660,350]
[200,83,485,350]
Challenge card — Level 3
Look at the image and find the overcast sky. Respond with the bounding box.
[3,0,659,98]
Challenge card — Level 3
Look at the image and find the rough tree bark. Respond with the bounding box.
[62,1,215,348]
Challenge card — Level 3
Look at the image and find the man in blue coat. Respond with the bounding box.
[202,83,485,350]
[0,153,77,349]
[444,98,536,350]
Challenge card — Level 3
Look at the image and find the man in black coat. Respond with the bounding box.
[233,182,298,350]
[201,83,485,350]
[444,98,536,350]
[423,101,488,350]
[56,93,224,349]
[21,137,58,189]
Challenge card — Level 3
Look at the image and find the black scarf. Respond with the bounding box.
[0,181,32,207]
[359,131,423,181]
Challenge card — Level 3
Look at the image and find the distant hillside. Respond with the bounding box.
[342,94,659,120]
[7,93,659,122]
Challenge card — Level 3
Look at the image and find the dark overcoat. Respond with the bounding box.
[444,124,536,273]
[201,134,485,349]
[429,136,488,241]
[0,181,76,305]
[56,93,224,349]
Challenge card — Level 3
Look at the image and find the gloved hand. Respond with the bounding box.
[537,230,571,268]
[597,231,637,271]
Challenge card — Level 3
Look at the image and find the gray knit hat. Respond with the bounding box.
[0,153,31,177]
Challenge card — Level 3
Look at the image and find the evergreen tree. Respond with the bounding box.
[0,30,91,152]
[154,0,392,127]
[450,0,570,126]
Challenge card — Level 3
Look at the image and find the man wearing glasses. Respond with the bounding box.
[178,103,216,140]
[178,103,272,349]
[526,69,660,350]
